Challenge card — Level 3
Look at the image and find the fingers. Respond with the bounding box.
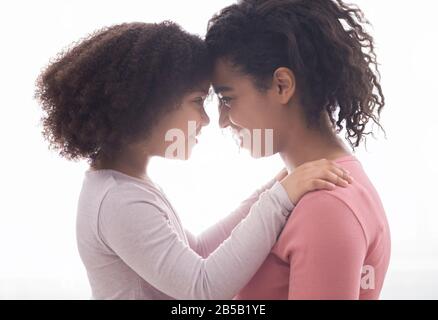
[322,170,349,187]
[281,158,354,204]
[303,159,353,188]
[330,165,353,183]
[328,166,353,186]
[284,158,354,204]
[310,179,336,191]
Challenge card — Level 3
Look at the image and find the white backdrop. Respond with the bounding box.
[0,0,437,299]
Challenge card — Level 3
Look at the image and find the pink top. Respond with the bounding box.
[236,155,391,300]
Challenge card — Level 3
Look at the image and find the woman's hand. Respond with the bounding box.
[280,159,353,205]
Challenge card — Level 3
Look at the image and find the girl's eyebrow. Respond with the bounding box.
[192,87,210,95]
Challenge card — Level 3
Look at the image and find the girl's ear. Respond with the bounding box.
[272,67,296,104]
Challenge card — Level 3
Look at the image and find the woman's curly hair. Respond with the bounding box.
[206,0,385,148]
[35,21,212,162]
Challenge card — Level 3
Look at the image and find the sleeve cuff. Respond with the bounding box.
[269,181,295,214]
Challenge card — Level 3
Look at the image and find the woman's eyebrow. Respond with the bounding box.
[213,85,234,94]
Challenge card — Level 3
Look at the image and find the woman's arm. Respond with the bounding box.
[283,193,367,299]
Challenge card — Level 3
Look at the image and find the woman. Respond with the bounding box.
[206,0,391,299]
[35,21,351,299]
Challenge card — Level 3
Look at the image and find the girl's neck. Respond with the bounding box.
[91,149,151,181]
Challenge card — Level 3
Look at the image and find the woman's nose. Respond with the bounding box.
[218,107,231,129]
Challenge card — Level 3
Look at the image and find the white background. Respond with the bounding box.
[0,0,437,299]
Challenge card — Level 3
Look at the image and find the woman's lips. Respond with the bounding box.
[231,131,244,146]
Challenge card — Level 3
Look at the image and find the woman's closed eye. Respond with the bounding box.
[219,96,233,108]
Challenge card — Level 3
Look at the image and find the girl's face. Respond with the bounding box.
[211,59,290,158]
[151,82,210,160]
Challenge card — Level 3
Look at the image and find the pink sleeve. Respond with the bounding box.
[282,193,367,300]
[186,179,277,258]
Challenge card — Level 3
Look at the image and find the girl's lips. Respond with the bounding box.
[189,127,202,141]
[189,135,199,144]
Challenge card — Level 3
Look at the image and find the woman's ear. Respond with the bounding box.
[272,67,296,104]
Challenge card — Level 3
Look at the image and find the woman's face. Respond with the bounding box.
[151,82,210,160]
[211,59,287,158]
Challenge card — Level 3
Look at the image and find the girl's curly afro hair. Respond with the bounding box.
[206,0,385,148]
[35,21,212,163]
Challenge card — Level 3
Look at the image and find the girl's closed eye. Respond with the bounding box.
[193,96,207,107]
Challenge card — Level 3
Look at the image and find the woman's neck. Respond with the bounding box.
[280,125,351,171]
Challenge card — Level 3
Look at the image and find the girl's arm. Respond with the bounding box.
[98,160,350,299]
[99,181,293,300]
[185,177,278,258]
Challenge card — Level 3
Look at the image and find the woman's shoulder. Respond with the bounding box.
[293,189,357,223]
[282,189,366,243]
[273,189,368,257]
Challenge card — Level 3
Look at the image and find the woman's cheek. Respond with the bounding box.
[228,107,242,125]
[230,108,255,130]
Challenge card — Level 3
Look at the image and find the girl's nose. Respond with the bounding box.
[201,108,210,127]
